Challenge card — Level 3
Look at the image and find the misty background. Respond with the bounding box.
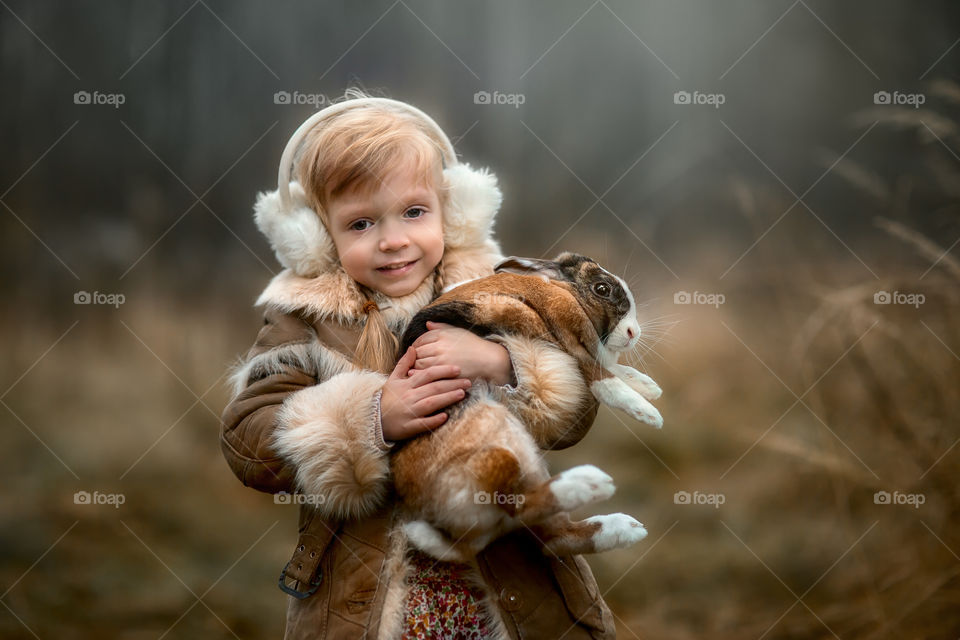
[2,1,959,638]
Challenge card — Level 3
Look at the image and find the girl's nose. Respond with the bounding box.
[379,228,410,252]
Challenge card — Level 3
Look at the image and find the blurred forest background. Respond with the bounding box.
[2,1,960,638]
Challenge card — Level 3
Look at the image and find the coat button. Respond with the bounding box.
[499,587,523,612]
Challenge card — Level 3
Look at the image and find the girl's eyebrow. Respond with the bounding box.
[332,196,377,221]
[335,204,372,220]
[401,187,433,202]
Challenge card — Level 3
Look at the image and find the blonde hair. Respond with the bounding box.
[296,89,451,374]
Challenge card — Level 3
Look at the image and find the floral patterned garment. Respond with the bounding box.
[400,548,493,639]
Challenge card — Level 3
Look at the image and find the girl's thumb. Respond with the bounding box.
[395,346,415,374]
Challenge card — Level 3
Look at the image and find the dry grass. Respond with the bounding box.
[2,84,959,639]
[551,82,960,638]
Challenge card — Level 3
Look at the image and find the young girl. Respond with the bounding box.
[220,90,615,639]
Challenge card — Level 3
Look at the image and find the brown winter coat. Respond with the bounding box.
[220,190,617,638]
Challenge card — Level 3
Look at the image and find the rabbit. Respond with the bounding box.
[388,252,662,562]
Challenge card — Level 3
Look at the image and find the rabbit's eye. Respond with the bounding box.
[593,282,611,297]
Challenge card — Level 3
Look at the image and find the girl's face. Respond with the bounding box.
[326,163,444,298]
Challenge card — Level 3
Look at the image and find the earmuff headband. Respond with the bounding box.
[254,95,503,278]
[277,98,460,210]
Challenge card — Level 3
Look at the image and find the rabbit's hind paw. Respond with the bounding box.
[585,513,648,551]
[550,464,615,511]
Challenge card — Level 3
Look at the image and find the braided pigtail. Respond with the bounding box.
[432,258,447,300]
[354,286,401,375]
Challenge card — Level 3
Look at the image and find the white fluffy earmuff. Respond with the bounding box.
[253,97,503,278]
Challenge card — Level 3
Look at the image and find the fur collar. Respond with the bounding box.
[254,240,504,332]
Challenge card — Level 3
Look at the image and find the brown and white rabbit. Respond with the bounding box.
[389,252,662,561]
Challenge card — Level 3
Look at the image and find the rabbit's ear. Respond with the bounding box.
[494,256,565,280]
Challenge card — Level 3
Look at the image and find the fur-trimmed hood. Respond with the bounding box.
[251,163,507,332]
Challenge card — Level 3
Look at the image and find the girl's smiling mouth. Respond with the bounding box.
[377,259,418,275]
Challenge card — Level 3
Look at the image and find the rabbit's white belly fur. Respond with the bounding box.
[397,382,548,556]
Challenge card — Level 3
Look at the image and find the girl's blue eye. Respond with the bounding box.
[350,208,424,231]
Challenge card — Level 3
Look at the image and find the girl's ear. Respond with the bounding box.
[441,163,502,250]
[254,181,338,277]
[494,256,564,281]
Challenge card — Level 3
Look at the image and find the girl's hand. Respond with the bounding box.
[410,321,514,386]
[379,346,472,441]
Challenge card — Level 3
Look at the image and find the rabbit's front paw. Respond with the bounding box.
[623,394,663,429]
[611,364,662,400]
[585,513,648,551]
[591,378,663,428]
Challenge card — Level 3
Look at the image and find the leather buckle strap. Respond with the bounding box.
[278,560,322,599]
[277,529,335,599]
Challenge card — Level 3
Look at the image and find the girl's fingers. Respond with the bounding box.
[391,346,416,379]
[412,332,437,348]
[413,343,437,357]
[415,388,467,416]
[394,380,464,417]
[416,378,471,399]
[413,356,437,369]
[409,412,447,434]
[409,363,461,386]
